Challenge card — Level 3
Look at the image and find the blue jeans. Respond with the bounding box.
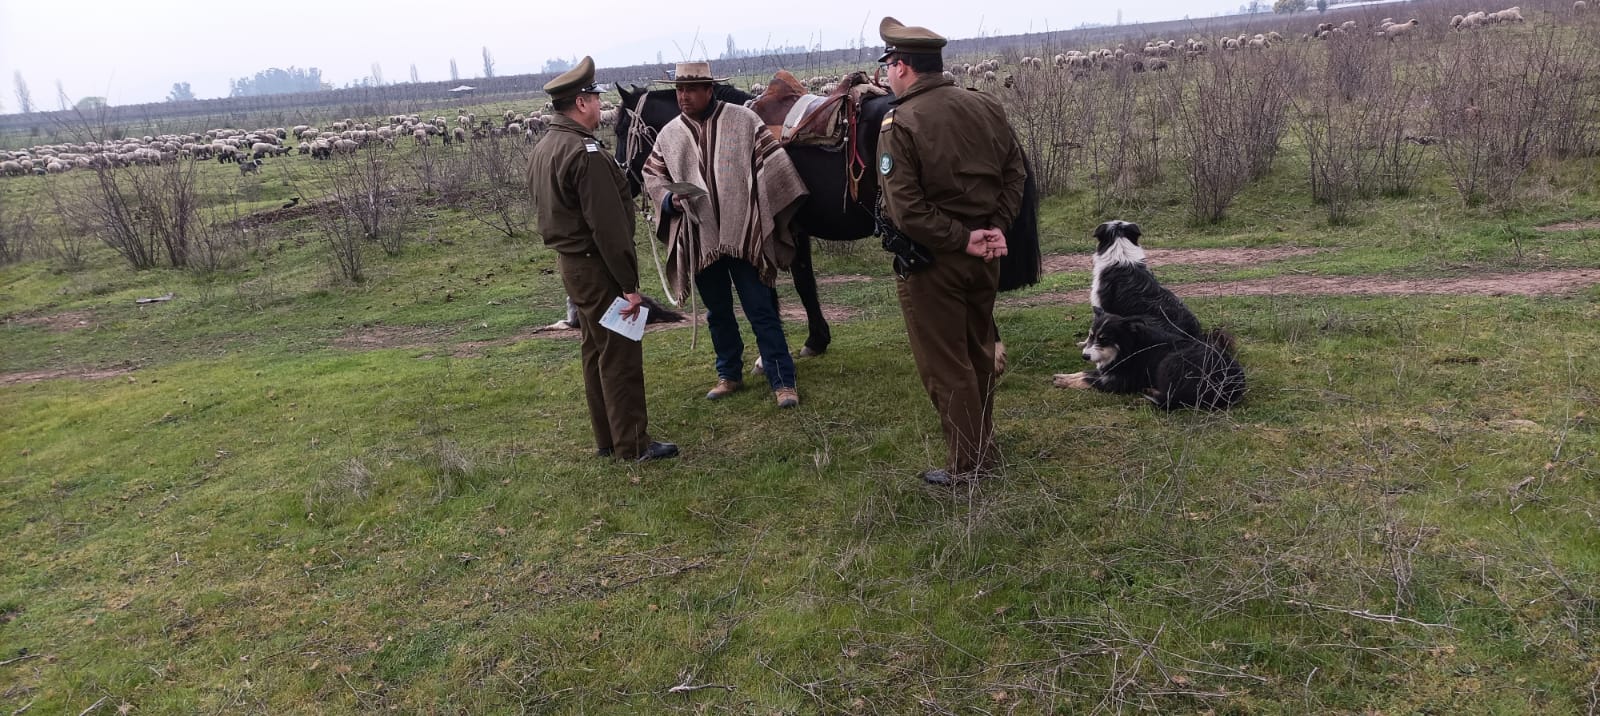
[694,256,796,391]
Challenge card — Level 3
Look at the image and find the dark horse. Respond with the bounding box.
[613,82,1041,356]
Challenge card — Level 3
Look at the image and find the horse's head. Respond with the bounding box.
[614,84,665,198]
[613,83,756,198]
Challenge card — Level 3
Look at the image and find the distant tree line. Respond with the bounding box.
[230,67,327,97]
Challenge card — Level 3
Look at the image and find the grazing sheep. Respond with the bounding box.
[0,160,24,176]
[452,127,466,143]
[333,139,358,154]
[251,142,277,159]
[413,128,430,146]
[1147,58,1170,71]
[1493,6,1525,22]
[1384,19,1420,38]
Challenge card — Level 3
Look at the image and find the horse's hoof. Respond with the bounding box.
[799,345,824,358]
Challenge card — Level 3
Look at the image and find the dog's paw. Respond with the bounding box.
[1053,372,1092,390]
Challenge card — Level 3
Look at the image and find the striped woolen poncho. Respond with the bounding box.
[643,100,809,303]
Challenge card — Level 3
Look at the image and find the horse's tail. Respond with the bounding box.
[641,294,685,324]
[998,138,1041,293]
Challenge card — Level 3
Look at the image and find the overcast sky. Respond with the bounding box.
[0,0,1245,109]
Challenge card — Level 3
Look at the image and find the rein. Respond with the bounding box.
[619,91,658,189]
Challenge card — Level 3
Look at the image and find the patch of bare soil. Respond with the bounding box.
[1535,220,1600,232]
[6,309,98,332]
[1007,268,1600,306]
[330,325,450,351]
[0,364,136,386]
[1040,247,1324,274]
[778,302,861,324]
[814,274,876,285]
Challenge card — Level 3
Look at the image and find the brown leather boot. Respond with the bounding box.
[705,378,744,400]
[774,387,799,408]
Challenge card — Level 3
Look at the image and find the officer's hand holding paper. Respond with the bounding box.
[599,296,648,341]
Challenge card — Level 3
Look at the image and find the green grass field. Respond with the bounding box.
[5,46,1600,714]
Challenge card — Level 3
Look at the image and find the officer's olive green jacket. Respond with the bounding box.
[878,75,1027,254]
[528,115,640,293]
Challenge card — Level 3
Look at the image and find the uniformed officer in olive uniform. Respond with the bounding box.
[528,56,678,463]
[876,18,1028,485]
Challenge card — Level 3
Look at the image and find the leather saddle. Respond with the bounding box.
[749,71,886,148]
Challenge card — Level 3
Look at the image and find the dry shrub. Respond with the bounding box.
[1080,67,1166,213]
[0,198,36,265]
[1427,28,1593,206]
[1161,50,1296,224]
[1006,67,1093,197]
[461,133,533,238]
[188,193,259,273]
[1290,39,1422,223]
[41,178,94,270]
[54,159,205,269]
[301,141,413,279]
[306,457,375,509]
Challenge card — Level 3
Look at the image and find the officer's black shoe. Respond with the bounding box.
[636,441,680,463]
[595,447,614,458]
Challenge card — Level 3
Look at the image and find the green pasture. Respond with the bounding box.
[3,16,1600,713]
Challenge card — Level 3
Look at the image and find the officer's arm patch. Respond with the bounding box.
[583,139,599,153]
[879,153,893,175]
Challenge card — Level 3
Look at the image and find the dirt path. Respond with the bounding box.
[0,365,136,386]
[7,247,1597,385]
[1041,247,1324,274]
[1007,268,1600,307]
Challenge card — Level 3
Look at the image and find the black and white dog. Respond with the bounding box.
[1088,220,1201,338]
[1056,312,1246,411]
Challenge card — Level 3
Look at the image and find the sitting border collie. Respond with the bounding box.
[1055,312,1246,411]
[1090,220,1201,338]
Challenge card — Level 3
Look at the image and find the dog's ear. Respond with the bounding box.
[1092,306,1106,317]
[1093,222,1113,241]
[1123,222,1142,243]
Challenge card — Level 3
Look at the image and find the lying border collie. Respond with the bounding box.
[1090,220,1201,338]
[1056,312,1246,411]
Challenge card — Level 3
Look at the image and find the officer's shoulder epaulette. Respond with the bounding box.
[880,108,896,129]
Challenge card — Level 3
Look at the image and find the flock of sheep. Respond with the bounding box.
[0,106,591,179]
[0,3,1580,182]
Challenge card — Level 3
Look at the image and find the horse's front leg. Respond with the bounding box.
[790,234,829,356]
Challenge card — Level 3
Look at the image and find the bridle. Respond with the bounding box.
[618,89,658,189]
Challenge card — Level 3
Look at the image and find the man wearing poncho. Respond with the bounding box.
[643,61,811,409]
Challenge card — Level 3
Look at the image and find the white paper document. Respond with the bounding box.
[598,296,648,341]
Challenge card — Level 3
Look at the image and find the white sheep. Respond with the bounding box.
[1384,19,1420,38]
[452,127,466,143]
[0,160,23,176]
[1493,6,1525,22]
[250,142,277,159]
[413,128,430,146]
